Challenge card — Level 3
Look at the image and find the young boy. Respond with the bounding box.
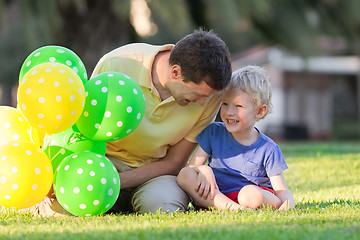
[177,66,294,211]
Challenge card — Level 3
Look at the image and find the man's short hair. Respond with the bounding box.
[169,28,232,91]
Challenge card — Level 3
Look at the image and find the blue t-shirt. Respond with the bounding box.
[196,122,288,194]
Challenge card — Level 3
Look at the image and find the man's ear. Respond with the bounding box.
[171,64,182,80]
[256,105,267,119]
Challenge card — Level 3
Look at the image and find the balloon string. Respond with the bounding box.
[49,146,64,162]
[68,132,83,145]
[44,131,84,162]
[29,127,35,145]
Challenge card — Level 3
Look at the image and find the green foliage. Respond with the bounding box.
[1,142,360,239]
[333,122,360,140]
[2,0,360,105]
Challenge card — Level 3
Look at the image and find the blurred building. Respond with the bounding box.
[231,46,360,141]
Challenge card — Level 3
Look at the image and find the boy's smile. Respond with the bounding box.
[220,89,262,144]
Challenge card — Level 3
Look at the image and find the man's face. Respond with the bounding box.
[170,76,217,106]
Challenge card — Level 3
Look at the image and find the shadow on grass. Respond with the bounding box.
[1,215,360,240]
[1,202,360,240]
[295,198,360,209]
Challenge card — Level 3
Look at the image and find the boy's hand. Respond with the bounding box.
[278,200,290,211]
[194,165,219,200]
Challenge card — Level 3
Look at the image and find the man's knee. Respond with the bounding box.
[132,175,189,213]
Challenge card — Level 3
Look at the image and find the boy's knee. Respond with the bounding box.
[177,167,194,187]
[238,185,264,209]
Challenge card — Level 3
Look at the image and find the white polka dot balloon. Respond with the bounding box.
[53,151,120,216]
[19,45,88,85]
[0,141,53,209]
[17,62,85,135]
[75,72,145,141]
[0,106,41,146]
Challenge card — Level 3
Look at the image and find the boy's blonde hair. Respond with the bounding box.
[224,65,273,118]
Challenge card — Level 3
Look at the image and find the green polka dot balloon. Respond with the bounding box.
[53,151,120,216]
[75,72,145,141]
[19,45,87,85]
[42,127,106,173]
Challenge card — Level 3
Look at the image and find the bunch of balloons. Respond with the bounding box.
[0,45,145,216]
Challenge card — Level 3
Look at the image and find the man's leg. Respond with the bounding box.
[105,156,135,213]
[106,188,134,214]
[23,155,133,217]
[131,175,190,213]
[20,190,72,217]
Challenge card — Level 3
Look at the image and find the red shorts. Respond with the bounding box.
[224,186,274,203]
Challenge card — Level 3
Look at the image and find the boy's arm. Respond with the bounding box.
[269,173,295,209]
[185,146,219,199]
[187,145,209,166]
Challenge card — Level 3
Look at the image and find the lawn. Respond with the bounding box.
[1,141,360,240]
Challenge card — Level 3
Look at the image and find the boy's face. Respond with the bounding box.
[220,89,260,135]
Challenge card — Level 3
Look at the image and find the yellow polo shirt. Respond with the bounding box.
[91,43,221,167]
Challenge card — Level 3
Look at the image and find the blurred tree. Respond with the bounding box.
[185,0,210,30]
[0,1,27,106]
[0,0,135,106]
[144,0,194,43]
[57,0,135,71]
[1,0,360,106]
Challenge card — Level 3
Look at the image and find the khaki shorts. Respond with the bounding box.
[107,156,190,214]
[27,156,189,217]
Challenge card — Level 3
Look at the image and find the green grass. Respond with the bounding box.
[1,141,360,240]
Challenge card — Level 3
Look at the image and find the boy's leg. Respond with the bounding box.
[237,185,282,209]
[177,167,242,211]
[131,175,190,213]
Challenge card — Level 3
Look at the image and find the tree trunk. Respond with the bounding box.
[0,83,15,107]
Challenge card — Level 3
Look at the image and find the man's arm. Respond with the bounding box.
[119,138,197,189]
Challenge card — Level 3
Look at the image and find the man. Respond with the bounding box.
[31,28,231,216]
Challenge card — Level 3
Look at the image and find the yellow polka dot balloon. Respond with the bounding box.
[0,141,53,209]
[0,106,41,146]
[17,62,85,135]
